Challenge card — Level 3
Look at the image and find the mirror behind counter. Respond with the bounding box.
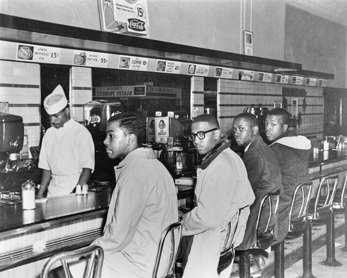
[0,106,197,194]
[84,100,197,181]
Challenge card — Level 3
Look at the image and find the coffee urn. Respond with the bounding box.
[0,113,41,191]
[0,112,24,171]
[243,104,269,137]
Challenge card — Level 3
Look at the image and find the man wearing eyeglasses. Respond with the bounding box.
[180,114,255,278]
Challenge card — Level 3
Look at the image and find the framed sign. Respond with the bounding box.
[98,0,149,36]
[243,30,253,56]
[274,101,282,108]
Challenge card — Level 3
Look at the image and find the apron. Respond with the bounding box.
[47,173,80,197]
[46,126,81,197]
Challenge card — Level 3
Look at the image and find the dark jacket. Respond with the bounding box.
[269,131,311,243]
[237,135,283,250]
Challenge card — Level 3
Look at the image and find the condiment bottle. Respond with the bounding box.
[7,153,17,170]
[76,184,82,195]
[22,180,36,210]
[323,137,329,151]
[82,184,89,195]
[176,152,183,170]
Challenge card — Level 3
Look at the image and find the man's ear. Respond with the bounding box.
[63,107,70,116]
[283,124,289,132]
[252,125,259,135]
[127,133,136,146]
[214,129,221,139]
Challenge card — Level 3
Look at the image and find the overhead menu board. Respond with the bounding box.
[0,40,327,87]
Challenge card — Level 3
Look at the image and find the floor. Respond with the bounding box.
[280,234,347,278]
[231,212,347,278]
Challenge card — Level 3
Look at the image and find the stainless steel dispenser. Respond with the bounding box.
[243,104,269,137]
[83,100,123,181]
[84,100,123,132]
[0,113,41,192]
[0,113,24,171]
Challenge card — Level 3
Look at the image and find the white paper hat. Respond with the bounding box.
[44,85,68,115]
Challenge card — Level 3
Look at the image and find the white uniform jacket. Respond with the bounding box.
[39,119,95,196]
[182,147,255,278]
[92,148,178,278]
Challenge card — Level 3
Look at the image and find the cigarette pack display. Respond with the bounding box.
[154,117,183,144]
[146,117,156,143]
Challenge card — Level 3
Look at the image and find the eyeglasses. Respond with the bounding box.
[189,128,218,141]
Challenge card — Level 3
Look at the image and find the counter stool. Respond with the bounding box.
[288,182,314,278]
[218,210,241,278]
[342,198,347,252]
[176,211,241,278]
[239,191,281,278]
[41,245,104,278]
[333,171,347,211]
[273,182,313,278]
[153,222,182,278]
[307,175,342,266]
[332,172,347,252]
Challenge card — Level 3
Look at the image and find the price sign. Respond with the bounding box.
[214,67,233,79]
[188,64,209,76]
[118,56,148,71]
[86,53,109,67]
[73,50,109,67]
[155,60,181,74]
[16,44,61,64]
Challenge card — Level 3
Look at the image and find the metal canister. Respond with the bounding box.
[187,148,198,170]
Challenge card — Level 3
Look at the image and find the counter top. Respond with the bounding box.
[0,188,112,236]
[308,148,347,168]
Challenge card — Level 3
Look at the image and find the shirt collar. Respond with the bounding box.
[117,147,155,168]
[244,136,257,152]
[62,118,73,128]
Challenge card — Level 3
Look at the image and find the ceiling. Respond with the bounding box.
[292,0,347,26]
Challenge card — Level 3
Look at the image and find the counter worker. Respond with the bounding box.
[265,108,311,243]
[180,114,255,278]
[88,112,177,278]
[37,85,95,198]
[233,113,283,277]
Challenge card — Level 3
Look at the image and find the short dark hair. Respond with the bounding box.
[267,108,291,125]
[192,114,220,129]
[234,113,259,128]
[108,112,146,145]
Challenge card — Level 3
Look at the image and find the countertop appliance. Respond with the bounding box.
[0,113,41,192]
[243,104,269,138]
[0,112,24,171]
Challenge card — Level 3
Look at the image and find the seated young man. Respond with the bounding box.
[180,114,255,278]
[51,113,178,278]
[265,108,311,244]
[233,113,283,277]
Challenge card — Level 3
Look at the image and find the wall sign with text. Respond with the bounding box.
[16,44,61,64]
[94,85,146,97]
[243,30,253,56]
[98,0,149,36]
